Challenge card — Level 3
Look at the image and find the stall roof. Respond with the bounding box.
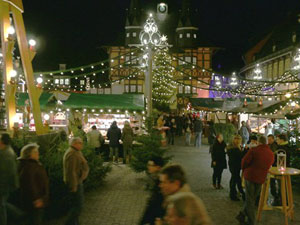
[17,92,53,109]
[62,93,144,111]
[190,98,255,112]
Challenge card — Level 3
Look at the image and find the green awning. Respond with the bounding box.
[62,93,144,111]
[16,92,53,109]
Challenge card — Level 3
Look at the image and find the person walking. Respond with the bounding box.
[167,118,176,145]
[236,136,274,225]
[160,192,213,225]
[211,134,227,189]
[156,164,212,225]
[0,133,19,225]
[63,137,89,225]
[239,121,249,147]
[139,156,165,225]
[121,121,134,164]
[18,143,49,225]
[227,135,245,201]
[194,117,203,148]
[107,121,122,163]
[184,119,193,146]
[87,125,103,155]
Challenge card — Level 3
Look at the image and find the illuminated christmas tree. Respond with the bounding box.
[152,48,176,112]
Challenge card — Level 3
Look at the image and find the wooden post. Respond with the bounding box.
[0,2,16,134]
[0,0,46,135]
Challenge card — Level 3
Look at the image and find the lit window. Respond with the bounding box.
[126,33,130,37]
[194,34,197,39]
[130,85,136,92]
[179,57,184,65]
[185,56,191,63]
[193,57,197,65]
[60,79,64,85]
[65,79,70,85]
[193,87,197,93]
[138,85,143,93]
[133,32,137,37]
[178,86,183,94]
[54,79,59,84]
[125,56,130,63]
[187,33,190,38]
[80,80,85,85]
[185,86,191,94]
[125,85,129,93]
[179,34,183,39]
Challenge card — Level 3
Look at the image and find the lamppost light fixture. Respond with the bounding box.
[7,26,15,35]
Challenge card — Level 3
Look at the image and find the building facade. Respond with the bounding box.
[240,13,300,100]
[106,0,216,111]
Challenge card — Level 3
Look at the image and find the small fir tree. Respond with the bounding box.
[130,116,171,173]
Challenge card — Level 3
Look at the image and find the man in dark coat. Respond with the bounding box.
[211,134,227,189]
[18,143,49,225]
[237,136,274,225]
[107,121,122,163]
[0,133,20,225]
[194,117,203,148]
[139,156,165,225]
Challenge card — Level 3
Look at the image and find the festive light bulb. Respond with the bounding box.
[44,114,50,120]
[37,77,43,84]
[285,93,291,98]
[9,70,17,78]
[29,39,36,47]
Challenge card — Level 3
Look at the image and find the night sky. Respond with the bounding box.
[21,0,300,73]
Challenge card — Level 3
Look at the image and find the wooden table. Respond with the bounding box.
[257,167,300,225]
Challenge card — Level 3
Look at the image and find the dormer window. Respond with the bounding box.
[179,34,183,39]
[126,33,130,38]
[194,34,197,39]
[187,33,191,38]
[133,32,137,37]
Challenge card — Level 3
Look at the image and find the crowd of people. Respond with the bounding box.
[157,113,204,147]
[0,133,90,225]
[0,116,294,225]
[209,120,292,225]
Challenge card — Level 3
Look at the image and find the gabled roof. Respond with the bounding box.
[244,12,300,64]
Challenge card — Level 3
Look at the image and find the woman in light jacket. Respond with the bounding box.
[122,121,134,164]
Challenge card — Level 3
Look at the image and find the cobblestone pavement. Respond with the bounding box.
[47,137,300,225]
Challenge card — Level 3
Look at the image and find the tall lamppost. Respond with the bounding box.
[140,13,168,116]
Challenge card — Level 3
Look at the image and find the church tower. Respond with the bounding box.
[176,0,199,48]
[125,0,142,46]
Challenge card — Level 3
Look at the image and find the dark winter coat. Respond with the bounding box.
[194,119,203,133]
[107,124,122,147]
[227,147,243,173]
[0,146,18,195]
[139,173,164,225]
[18,159,49,210]
[242,144,274,184]
[122,125,134,148]
[211,140,227,169]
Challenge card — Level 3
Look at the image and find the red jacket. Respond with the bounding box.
[242,144,274,184]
